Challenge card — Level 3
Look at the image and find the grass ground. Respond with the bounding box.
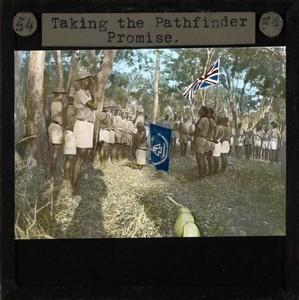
[14,149,286,239]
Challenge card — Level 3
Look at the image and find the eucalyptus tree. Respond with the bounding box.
[25,51,47,165]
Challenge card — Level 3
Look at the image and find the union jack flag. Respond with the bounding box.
[182,59,220,102]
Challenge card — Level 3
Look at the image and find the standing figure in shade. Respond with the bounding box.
[126,113,135,161]
[193,106,209,179]
[179,115,189,157]
[253,124,263,160]
[261,126,270,161]
[134,121,148,169]
[235,122,244,159]
[171,114,180,154]
[72,71,98,190]
[221,117,231,172]
[107,100,116,162]
[244,122,254,159]
[206,108,217,176]
[48,87,67,177]
[62,89,77,181]
[97,102,111,162]
[144,114,151,138]
[132,105,144,161]
[212,117,225,174]
[269,120,281,163]
[113,106,124,161]
[157,113,172,129]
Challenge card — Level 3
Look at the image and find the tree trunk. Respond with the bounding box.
[224,67,238,127]
[93,50,117,150]
[153,50,160,124]
[15,51,24,144]
[25,51,47,165]
[54,50,63,89]
[66,51,79,94]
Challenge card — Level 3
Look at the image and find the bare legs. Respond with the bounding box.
[50,144,60,177]
[72,148,88,189]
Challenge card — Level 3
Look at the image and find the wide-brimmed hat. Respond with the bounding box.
[52,87,67,94]
[136,121,144,127]
[270,120,278,125]
[75,70,94,81]
[137,105,144,113]
[109,100,116,107]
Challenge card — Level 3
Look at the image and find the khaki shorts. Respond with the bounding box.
[62,130,76,155]
[262,141,269,149]
[213,142,222,157]
[109,130,115,144]
[254,140,262,147]
[207,140,215,152]
[127,133,132,146]
[172,131,179,139]
[136,149,147,165]
[48,123,63,144]
[194,137,207,154]
[269,139,278,150]
[179,133,188,143]
[221,141,230,154]
[99,128,110,143]
[73,119,94,148]
[115,129,124,144]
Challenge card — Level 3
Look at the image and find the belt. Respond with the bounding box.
[77,118,94,123]
[52,121,62,126]
[137,148,147,151]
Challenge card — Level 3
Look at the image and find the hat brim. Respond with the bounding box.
[75,75,94,81]
[52,91,67,94]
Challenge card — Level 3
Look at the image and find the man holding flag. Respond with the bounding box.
[148,59,220,173]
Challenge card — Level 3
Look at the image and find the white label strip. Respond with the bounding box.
[42,12,255,47]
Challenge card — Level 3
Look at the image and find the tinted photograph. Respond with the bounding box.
[14,47,286,239]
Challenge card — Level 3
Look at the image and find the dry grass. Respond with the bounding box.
[14,151,286,239]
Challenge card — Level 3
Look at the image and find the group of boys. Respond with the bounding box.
[170,106,232,179]
[48,70,148,191]
[97,102,148,168]
[233,120,282,163]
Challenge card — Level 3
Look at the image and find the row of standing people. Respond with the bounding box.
[169,107,232,179]
[232,121,282,163]
[97,102,148,169]
[48,70,149,192]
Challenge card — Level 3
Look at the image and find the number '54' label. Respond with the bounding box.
[13,12,37,36]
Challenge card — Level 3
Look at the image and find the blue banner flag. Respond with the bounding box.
[149,124,172,171]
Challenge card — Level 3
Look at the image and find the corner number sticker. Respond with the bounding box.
[13,12,37,37]
[259,12,283,38]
